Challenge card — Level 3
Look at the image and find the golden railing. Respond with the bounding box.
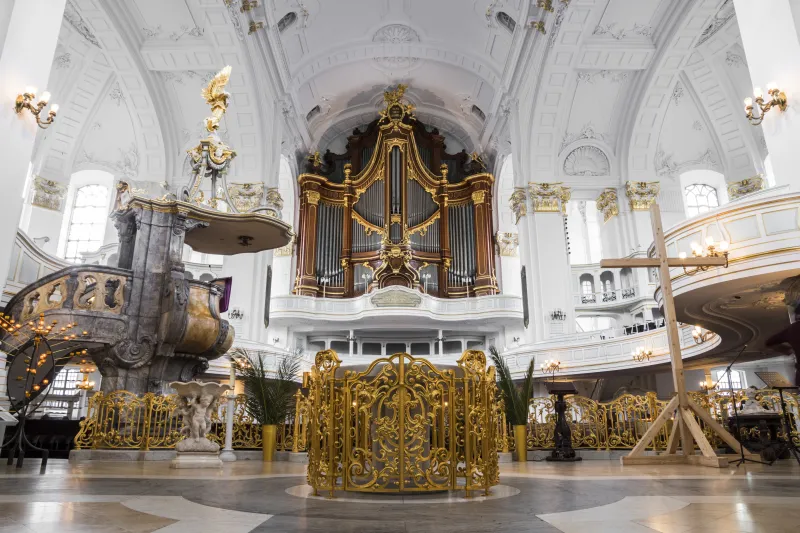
[74,390,312,451]
[306,350,501,496]
[506,390,800,452]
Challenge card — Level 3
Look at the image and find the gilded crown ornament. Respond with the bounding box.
[379,84,416,124]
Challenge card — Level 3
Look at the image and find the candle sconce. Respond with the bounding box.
[15,87,59,129]
[744,83,788,126]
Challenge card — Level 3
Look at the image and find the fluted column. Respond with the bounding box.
[472,185,498,296]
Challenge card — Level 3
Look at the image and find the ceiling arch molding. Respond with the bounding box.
[558,139,617,180]
[70,0,178,181]
[620,0,722,183]
[290,43,503,94]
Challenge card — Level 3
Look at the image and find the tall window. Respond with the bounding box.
[65,185,109,263]
[684,184,719,217]
[716,369,744,389]
[581,280,593,295]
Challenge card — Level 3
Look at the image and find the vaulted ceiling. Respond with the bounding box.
[31,0,764,199]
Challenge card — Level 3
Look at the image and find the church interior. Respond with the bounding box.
[1,0,800,531]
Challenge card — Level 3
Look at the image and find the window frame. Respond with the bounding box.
[683,183,720,217]
[64,183,110,263]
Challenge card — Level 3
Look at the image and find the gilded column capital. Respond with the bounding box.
[496,232,519,257]
[529,182,571,214]
[727,175,765,200]
[471,190,486,204]
[509,188,527,224]
[305,190,320,206]
[596,188,619,222]
[625,181,660,211]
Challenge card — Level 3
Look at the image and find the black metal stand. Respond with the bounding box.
[2,404,48,473]
[715,346,769,467]
[544,382,582,462]
[771,387,800,467]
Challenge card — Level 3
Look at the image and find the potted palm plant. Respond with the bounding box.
[234,348,300,461]
[489,346,534,462]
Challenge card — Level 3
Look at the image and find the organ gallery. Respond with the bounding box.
[294,86,498,298]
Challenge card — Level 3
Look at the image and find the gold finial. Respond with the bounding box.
[440,164,449,181]
[308,151,322,169]
[384,84,408,106]
[379,84,415,123]
[344,163,352,180]
[201,66,232,133]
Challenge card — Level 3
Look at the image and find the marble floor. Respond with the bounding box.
[0,460,798,532]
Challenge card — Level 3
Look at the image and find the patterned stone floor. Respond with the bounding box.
[0,460,798,532]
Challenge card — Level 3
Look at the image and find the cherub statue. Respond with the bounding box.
[170,381,230,454]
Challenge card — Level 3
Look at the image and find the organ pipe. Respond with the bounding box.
[295,86,496,298]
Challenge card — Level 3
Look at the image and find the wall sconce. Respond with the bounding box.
[691,325,714,344]
[677,235,728,276]
[632,346,652,362]
[15,87,59,129]
[744,83,787,125]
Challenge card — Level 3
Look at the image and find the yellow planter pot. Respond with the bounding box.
[513,425,527,462]
[262,424,277,461]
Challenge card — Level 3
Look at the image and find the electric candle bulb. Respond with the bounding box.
[719,240,729,251]
[679,252,687,259]
[743,97,753,108]
[50,104,59,113]
[753,87,763,99]
[767,81,777,92]
[40,91,51,103]
[25,86,37,96]
[705,235,714,245]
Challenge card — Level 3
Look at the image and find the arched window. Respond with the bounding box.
[278,12,297,33]
[306,105,321,122]
[471,105,486,121]
[684,184,719,217]
[65,184,109,263]
[580,276,593,295]
[496,12,516,33]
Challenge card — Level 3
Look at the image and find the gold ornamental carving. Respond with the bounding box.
[529,182,571,214]
[509,188,527,224]
[227,183,264,212]
[31,176,67,211]
[275,235,294,257]
[596,188,619,222]
[370,288,422,308]
[472,190,486,204]
[625,181,660,211]
[306,350,501,497]
[305,190,320,206]
[379,84,416,127]
[496,232,519,257]
[727,175,766,200]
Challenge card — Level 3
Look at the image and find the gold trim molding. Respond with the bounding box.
[727,175,766,200]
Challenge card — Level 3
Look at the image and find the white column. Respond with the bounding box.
[0,0,67,285]
[437,329,444,357]
[348,329,354,357]
[735,0,800,190]
[220,363,237,462]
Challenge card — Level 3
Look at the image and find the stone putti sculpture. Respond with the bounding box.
[170,381,231,468]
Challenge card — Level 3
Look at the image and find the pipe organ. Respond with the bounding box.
[295,85,498,298]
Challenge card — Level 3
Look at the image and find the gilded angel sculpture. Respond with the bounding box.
[202,65,232,133]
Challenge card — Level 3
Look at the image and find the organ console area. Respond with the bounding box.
[294,85,498,299]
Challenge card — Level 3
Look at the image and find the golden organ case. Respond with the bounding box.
[295,86,498,298]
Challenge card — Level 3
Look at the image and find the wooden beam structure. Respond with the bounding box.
[599,202,751,468]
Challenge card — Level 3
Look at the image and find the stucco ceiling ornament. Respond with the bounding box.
[696,0,735,47]
[109,82,125,106]
[625,181,660,211]
[77,143,140,179]
[64,1,100,48]
[223,0,245,41]
[725,50,746,68]
[372,24,420,70]
[596,188,619,222]
[560,123,609,152]
[54,52,72,70]
[31,177,67,212]
[529,182,571,214]
[593,22,652,40]
[671,83,685,106]
[563,145,610,176]
[576,70,629,84]
[496,232,519,257]
[655,147,718,177]
[509,188,527,224]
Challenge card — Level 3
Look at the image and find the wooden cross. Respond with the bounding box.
[600,203,752,468]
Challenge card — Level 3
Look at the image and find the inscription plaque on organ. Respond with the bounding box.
[294,85,498,299]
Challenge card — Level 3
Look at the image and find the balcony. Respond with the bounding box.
[574,285,651,310]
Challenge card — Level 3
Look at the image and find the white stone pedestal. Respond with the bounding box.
[171,451,223,469]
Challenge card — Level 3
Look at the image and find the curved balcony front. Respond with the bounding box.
[654,188,800,365]
[500,324,719,378]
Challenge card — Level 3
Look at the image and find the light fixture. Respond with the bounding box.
[699,381,713,393]
[15,87,59,129]
[632,346,652,362]
[744,82,787,125]
[692,325,714,344]
[75,359,97,391]
[678,235,729,276]
[540,359,561,378]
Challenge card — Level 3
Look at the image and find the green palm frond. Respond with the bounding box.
[489,345,534,426]
[234,348,300,425]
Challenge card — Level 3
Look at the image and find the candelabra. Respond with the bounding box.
[14,88,59,129]
[632,346,652,362]
[699,381,714,393]
[540,359,561,380]
[678,235,728,276]
[744,83,787,126]
[75,359,96,391]
[550,309,566,321]
[0,313,88,471]
[691,325,714,345]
